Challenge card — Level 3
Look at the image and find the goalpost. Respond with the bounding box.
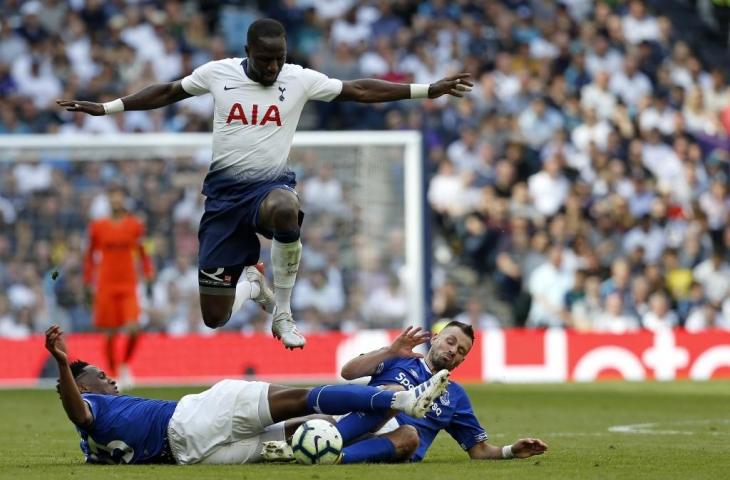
[0,131,426,331]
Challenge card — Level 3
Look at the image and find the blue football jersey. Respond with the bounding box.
[77,394,177,464]
[370,357,488,461]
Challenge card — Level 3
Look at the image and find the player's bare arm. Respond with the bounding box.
[340,326,430,380]
[336,73,473,103]
[56,80,192,116]
[45,325,94,428]
[467,438,548,460]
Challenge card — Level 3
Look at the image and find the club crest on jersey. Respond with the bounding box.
[278,86,286,101]
[439,391,450,407]
[226,103,281,126]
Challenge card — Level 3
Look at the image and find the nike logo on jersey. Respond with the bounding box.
[223,85,239,90]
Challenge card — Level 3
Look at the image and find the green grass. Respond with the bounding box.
[1,381,729,479]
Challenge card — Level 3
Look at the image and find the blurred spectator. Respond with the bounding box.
[692,250,730,307]
[454,296,501,330]
[527,156,570,217]
[292,266,345,324]
[685,303,729,332]
[569,275,602,331]
[594,292,640,333]
[301,164,344,215]
[363,273,407,328]
[642,291,680,331]
[527,245,574,328]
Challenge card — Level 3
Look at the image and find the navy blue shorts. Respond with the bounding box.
[198,171,299,272]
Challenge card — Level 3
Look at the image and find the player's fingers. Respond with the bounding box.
[410,352,424,358]
[447,72,471,81]
[450,91,464,98]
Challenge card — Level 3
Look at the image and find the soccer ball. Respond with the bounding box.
[291,419,343,465]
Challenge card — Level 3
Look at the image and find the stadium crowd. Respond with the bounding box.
[0,0,729,337]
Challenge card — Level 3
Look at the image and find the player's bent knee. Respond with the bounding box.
[388,425,419,460]
[264,192,299,224]
[200,302,232,328]
[201,311,229,329]
[200,294,235,328]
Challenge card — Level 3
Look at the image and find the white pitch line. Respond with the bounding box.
[608,418,730,436]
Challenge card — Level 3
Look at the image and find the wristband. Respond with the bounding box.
[102,98,125,114]
[501,444,515,459]
[410,83,430,99]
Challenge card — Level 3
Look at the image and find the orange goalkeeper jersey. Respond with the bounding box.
[83,214,153,291]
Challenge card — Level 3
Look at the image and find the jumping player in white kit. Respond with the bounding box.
[57,18,473,349]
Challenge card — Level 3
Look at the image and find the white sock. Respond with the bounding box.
[390,390,411,411]
[231,279,260,316]
[271,239,301,314]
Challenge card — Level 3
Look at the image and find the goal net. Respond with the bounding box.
[0,132,424,335]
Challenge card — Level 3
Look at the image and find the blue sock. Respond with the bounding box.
[337,411,389,443]
[306,385,395,414]
[341,436,397,464]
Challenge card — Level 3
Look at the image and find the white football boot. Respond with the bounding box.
[395,369,450,419]
[271,308,306,349]
[261,441,295,462]
[244,263,275,313]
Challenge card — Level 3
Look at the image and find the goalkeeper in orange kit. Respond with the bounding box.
[83,184,154,387]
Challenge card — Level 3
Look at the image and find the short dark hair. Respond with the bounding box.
[56,360,90,394]
[441,320,475,342]
[247,18,285,46]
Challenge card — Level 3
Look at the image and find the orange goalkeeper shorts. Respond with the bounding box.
[93,289,140,329]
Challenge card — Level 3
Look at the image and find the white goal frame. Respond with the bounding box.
[0,131,426,329]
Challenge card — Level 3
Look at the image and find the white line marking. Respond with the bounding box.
[609,418,730,436]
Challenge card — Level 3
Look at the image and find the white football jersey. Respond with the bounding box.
[181,58,343,197]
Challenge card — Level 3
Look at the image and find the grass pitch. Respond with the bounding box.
[1,381,728,480]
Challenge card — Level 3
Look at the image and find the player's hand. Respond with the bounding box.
[428,73,473,99]
[511,438,548,458]
[45,325,69,365]
[56,99,105,116]
[388,326,430,358]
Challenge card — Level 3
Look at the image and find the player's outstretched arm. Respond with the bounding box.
[336,73,472,103]
[45,325,93,428]
[340,326,430,380]
[56,80,192,116]
[468,438,548,460]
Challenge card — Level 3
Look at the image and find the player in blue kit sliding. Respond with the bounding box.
[45,325,449,465]
[263,322,548,463]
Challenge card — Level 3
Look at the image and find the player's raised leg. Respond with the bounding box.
[199,264,274,328]
[256,188,305,349]
[267,369,450,421]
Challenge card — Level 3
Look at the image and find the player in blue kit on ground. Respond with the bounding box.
[57,18,473,350]
[263,322,547,463]
[44,324,449,465]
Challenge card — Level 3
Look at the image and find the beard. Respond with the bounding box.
[429,352,453,371]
